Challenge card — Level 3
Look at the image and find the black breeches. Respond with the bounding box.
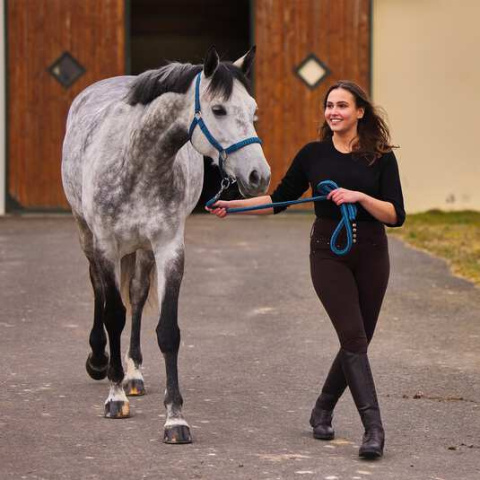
[310,219,390,354]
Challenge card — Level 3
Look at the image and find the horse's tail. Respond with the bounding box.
[120,252,158,314]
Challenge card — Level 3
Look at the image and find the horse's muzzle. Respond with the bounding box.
[238,169,270,197]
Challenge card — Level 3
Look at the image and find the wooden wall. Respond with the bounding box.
[7,0,125,210]
[6,0,370,210]
[254,0,371,194]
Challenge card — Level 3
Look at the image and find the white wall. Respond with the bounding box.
[373,0,480,213]
[0,0,5,215]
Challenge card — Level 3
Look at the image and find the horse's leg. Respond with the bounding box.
[154,241,192,444]
[74,216,109,380]
[98,257,130,419]
[85,262,109,380]
[124,250,155,396]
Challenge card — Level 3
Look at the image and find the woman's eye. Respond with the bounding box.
[212,105,227,116]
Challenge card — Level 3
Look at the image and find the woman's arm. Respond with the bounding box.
[207,144,313,219]
[327,188,397,225]
[206,195,274,218]
[357,194,397,225]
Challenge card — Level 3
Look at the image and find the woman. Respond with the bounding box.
[207,80,405,459]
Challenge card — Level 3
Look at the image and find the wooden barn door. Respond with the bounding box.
[254,0,371,196]
[7,0,125,211]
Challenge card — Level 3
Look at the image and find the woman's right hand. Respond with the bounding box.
[205,200,230,218]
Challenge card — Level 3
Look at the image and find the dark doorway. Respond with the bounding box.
[130,0,251,211]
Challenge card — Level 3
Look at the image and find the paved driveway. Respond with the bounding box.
[1,215,479,480]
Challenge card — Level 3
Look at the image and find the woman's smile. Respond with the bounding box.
[325,88,364,135]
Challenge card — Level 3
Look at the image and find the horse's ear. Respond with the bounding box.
[204,46,220,78]
[233,46,256,76]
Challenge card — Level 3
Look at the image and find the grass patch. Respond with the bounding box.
[389,210,480,286]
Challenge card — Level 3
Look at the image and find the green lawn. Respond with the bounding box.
[389,210,480,286]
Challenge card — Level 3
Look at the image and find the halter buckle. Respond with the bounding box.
[220,177,232,189]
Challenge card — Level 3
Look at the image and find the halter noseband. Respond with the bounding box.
[188,71,262,204]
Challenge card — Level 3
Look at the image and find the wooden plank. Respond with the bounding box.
[7,0,125,210]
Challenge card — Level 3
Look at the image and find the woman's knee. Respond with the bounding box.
[340,336,368,354]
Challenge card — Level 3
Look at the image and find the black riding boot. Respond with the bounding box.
[310,350,347,440]
[340,349,385,459]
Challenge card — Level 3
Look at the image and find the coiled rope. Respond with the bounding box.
[207,180,357,256]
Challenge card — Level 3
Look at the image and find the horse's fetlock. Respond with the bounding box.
[89,331,107,352]
[108,366,125,384]
[129,347,143,366]
[164,394,184,410]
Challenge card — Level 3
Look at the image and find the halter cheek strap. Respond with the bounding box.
[188,72,262,183]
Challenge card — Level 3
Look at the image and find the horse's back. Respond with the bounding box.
[67,76,135,126]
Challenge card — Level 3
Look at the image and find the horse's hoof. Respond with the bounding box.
[164,425,192,444]
[104,400,130,419]
[124,378,146,396]
[86,353,109,380]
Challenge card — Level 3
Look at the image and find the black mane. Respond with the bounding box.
[127,62,251,106]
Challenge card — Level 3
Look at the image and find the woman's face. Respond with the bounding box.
[324,88,364,136]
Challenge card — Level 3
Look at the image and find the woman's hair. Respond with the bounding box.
[318,80,397,164]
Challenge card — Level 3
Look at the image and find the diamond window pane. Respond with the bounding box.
[48,52,86,88]
[294,54,331,90]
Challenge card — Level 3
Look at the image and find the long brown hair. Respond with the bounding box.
[318,80,397,164]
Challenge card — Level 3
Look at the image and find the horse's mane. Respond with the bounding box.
[127,62,251,106]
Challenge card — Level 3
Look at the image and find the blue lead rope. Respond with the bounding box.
[207,180,358,256]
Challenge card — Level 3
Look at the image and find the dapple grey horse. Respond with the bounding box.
[61,47,270,443]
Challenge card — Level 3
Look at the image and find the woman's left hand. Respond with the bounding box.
[327,188,365,205]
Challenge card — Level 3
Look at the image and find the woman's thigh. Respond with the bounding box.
[355,241,390,341]
[310,251,368,353]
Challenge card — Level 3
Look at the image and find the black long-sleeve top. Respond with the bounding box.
[270,139,406,227]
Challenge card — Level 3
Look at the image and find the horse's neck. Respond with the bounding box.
[131,93,192,174]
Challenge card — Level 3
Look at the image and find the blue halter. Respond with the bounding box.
[189,72,262,186]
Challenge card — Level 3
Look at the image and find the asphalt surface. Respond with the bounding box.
[1,215,479,480]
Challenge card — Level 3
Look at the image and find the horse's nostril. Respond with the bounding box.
[249,170,260,186]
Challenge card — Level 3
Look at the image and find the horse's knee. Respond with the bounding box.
[156,324,180,353]
[104,301,126,331]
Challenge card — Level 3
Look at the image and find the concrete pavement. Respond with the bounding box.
[1,215,479,480]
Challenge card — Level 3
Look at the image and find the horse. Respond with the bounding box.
[61,46,271,444]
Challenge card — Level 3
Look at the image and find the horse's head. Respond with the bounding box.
[189,47,271,198]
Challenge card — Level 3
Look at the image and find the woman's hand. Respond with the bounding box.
[205,195,274,217]
[205,200,230,218]
[327,188,365,206]
[328,188,398,224]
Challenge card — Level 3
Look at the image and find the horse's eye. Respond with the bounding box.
[212,105,227,116]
